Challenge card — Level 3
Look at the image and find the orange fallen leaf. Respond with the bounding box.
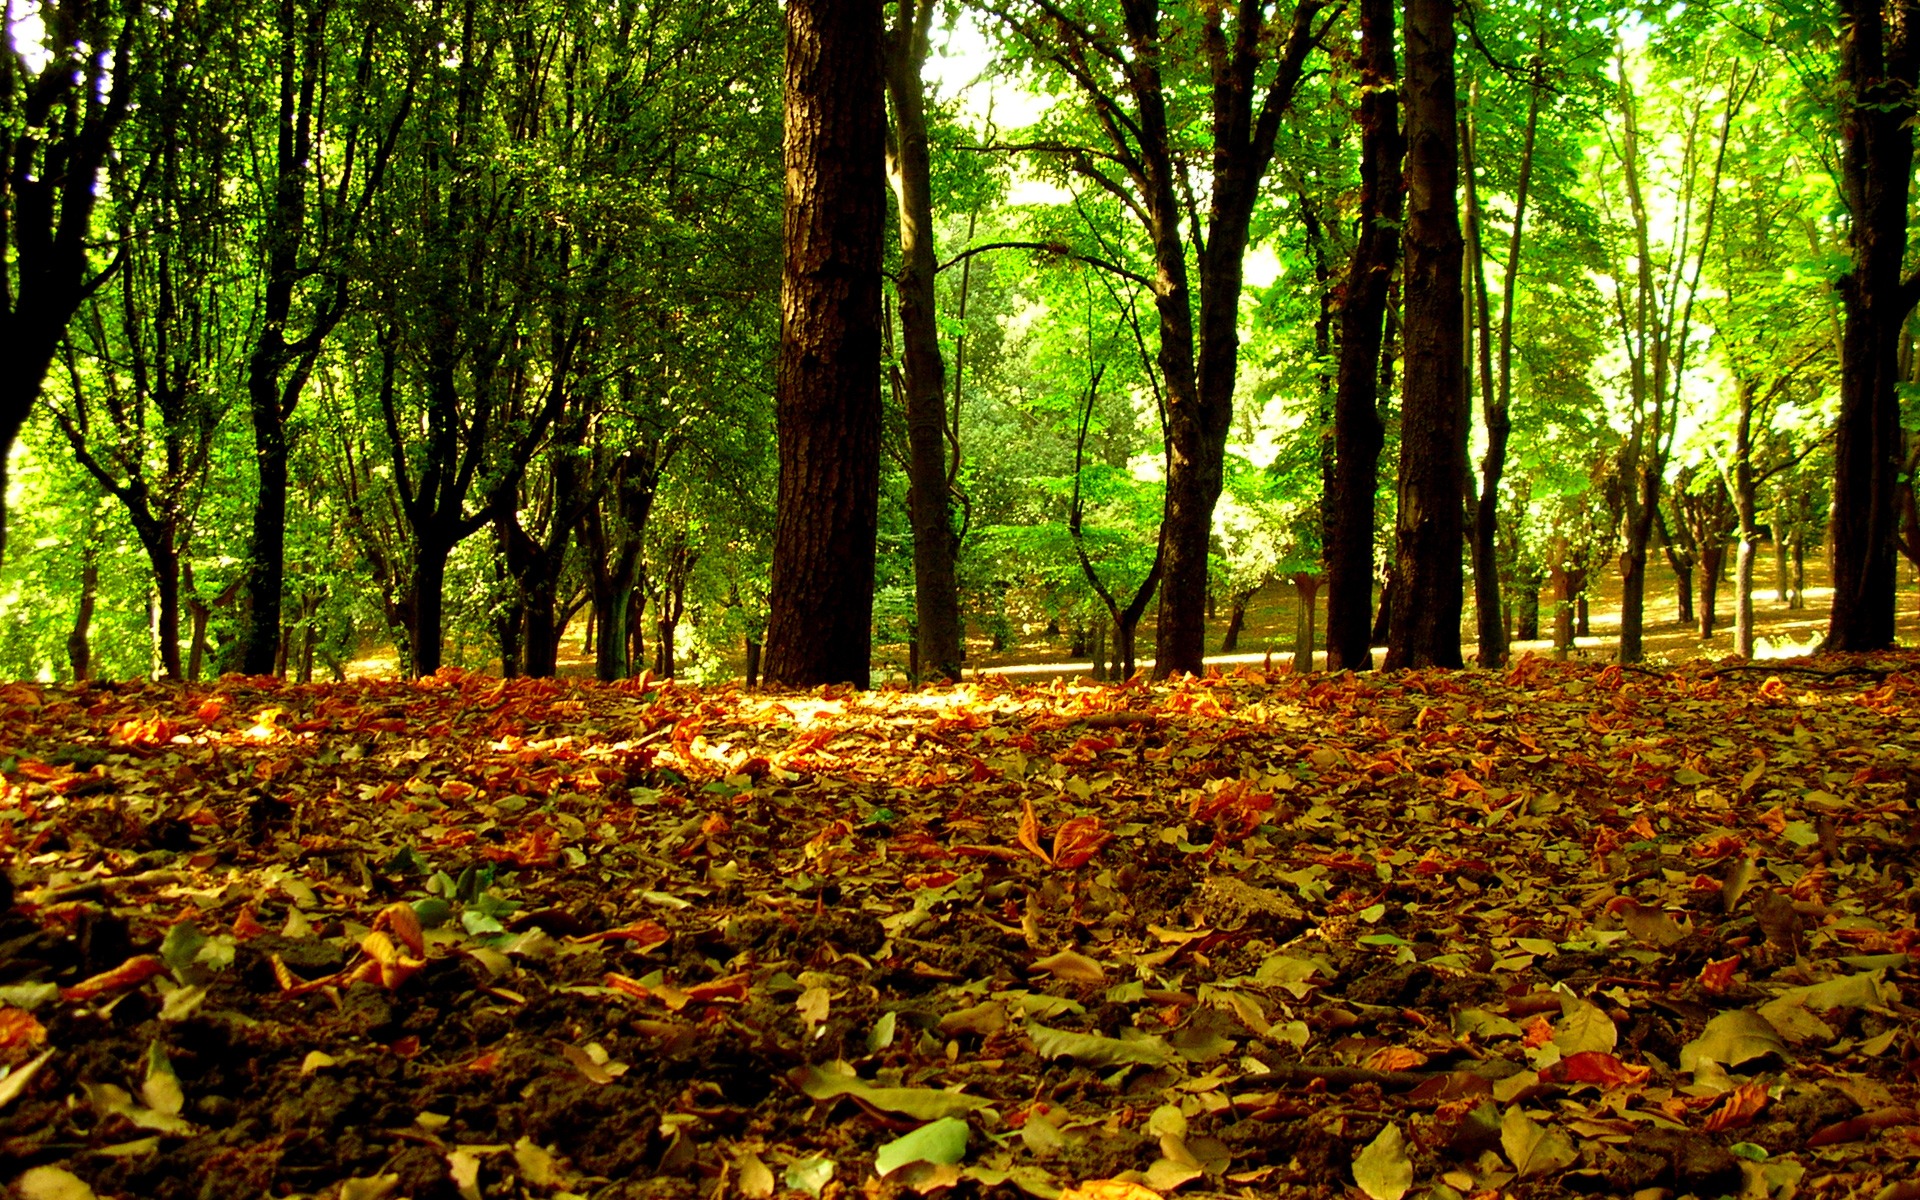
[1698,955,1740,994]
[61,955,168,1001]
[1051,816,1112,870]
[1017,795,1049,864]
[1702,1080,1770,1132]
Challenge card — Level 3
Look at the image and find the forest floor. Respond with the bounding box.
[3,644,1920,1199]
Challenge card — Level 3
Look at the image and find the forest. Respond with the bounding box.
[1,0,1909,691]
[7,6,1920,1200]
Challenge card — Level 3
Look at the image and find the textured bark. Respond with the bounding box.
[886,0,963,684]
[1383,0,1465,671]
[1326,0,1403,671]
[764,0,887,688]
[1830,0,1920,650]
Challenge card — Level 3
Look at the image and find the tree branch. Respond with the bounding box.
[936,241,1152,288]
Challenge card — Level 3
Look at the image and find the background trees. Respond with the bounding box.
[0,0,1893,683]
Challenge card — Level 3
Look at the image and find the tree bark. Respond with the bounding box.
[764,0,886,689]
[1384,0,1465,670]
[1326,0,1403,671]
[1830,0,1920,650]
[886,0,963,684]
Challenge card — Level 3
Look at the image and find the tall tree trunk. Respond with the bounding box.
[1384,0,1465,670]
[1327,0,1403,671]
[1465,61,1541,669]
[886,0,963,684]
[1830,0,1920,650]
[764,0,886,688]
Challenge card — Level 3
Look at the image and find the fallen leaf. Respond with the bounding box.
[1501,1105,1577,1177]
[1352,1122,1414,1200]
[874,1117,970,1176]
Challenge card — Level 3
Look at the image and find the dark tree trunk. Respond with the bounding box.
[1659,504,1697,626]
[886,0,963,684]
[1327,0,1404,672]
[240,0,331,675]
[1830,0,1920,650]
[764,0,886,688]
[1384,0,1465,670]
[1515,571,1541,642]
[1699,544,1727,638]
[1221,584,1257,653]
[68,537,99,681]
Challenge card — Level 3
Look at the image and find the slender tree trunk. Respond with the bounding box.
[1830,0,1919,650]
[764,0,886,688]
[886,0,962,683]
[1384,0,1465,670]
[1699,544,1727,638]
[1327,0,1404,671]
[1465,66,1540,669]
[68,536,100,681]
[1291,572,1321,671]
[1221,584,1256,652]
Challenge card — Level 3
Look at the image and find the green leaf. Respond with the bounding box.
[874,1117,970,1177]
[783,1155,834,1197]
[142,1041,184,1117]
[159,922,207,978]
[411,897,454,929]
[791,1065,991,1120]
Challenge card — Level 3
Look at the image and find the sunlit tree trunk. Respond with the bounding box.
[764,0,886,688]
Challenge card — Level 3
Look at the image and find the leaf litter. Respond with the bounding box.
[0,654,1915,1198]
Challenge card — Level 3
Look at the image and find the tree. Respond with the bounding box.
[236,0,415,673]
[763,0,888,688]
[993,0,1332,678]
[887,0,965,683]
[1325,0,1403,671]
[1382,0,1465,670]
[1828,0,1920,650]
[0,0,140,564]
[1592,45,1737,663]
